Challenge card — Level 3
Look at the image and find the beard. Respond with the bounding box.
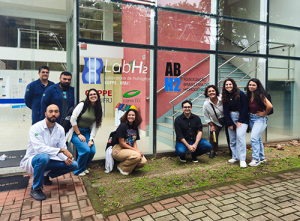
[60,82,70,89]
[47,116,57,123]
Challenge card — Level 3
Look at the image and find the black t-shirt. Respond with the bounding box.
[228,93,238,111]
[116,122,140,147]
[60,87,69,121]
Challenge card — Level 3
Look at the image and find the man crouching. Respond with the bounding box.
[20,104,78,201]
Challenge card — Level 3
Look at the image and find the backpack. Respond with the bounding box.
[266,94,273,115]
[106,124,128,150]
[61,101,88,134]
[106,130,118,150]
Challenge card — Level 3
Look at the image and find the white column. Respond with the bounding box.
[210,0,217,85]
[258,0,268,87]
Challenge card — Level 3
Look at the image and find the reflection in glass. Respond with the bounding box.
[219,19,264,54]
[219,0,261,21]
[79,0,153,44]
[158,0,212,14]
[158,10,215,49]
[269,27,297,57]
[270,0,300,27]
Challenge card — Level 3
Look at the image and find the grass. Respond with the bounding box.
[83,140,300,214]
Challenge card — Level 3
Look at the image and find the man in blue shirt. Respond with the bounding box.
[41,71,74,124]
[25,66,54,125]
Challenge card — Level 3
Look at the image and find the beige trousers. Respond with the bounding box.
[112,144,147,174]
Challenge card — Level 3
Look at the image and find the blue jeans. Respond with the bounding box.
[175,139,212,157]
[31,153,78,190]
[249,113,268,161]
[71,127,96,175]
[228,112,248,161]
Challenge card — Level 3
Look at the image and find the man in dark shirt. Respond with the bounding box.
[41,72,74,124]
[174,100,212,162]
[25,66,54,125]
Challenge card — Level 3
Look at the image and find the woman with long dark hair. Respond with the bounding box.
[203,85,230,158]
[112,109,147,175]
[222,78,249,168]
[246,78,273,167]
[66,88,103,176]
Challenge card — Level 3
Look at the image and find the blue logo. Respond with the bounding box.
[82,57,103,84]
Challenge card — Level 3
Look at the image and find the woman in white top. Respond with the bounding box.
[203,85,230,158]
[66,88,103,176]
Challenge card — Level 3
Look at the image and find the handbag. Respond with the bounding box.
[210,104,226,126]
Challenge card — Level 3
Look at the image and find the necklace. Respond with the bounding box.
[229,93,234,101]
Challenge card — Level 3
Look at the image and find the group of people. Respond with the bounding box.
[176,78,272,168]
[20,65,272,202]
[21,66,146,201]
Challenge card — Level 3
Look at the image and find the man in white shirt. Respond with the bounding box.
[20,104,78,201]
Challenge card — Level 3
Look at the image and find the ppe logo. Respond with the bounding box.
[123,90,141,98]
[82,57,103,84]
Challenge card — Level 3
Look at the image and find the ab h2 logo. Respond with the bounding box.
[82,57,103,84]
[165,62,181,91]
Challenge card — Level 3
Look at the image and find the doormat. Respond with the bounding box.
[0,175,30,192]
[0,150,26,168]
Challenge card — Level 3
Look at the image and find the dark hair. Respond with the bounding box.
[246,78,267,107]
[204,85,220,98]
[60,71,72,77]
[84,88,103,129]
[182,100,192,108]
[222,78,240,103]
[120,109,142,128]
[38,66,49,73]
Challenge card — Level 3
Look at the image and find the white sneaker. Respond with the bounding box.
[249,159,261,167]
[228,159,239,163]
[84,169,89,174]
[78,172,86,176]
[117,165,129,176]
[260,159,267,164]
[240,161,247,168]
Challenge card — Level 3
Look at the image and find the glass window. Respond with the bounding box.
[79,0,154,45]
[158,0,213,14]
[156,51,212,153]
[267,59,299,142]
[270,0,300,27]
[219,19,266,54]
[269,27,297,57]
[79,43,152,159]
[158,9,216,50]
[219,0,262,21]
[0,16,66,50]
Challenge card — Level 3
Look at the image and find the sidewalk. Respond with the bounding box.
[1,172,300,221]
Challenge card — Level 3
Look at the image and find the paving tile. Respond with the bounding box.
[172,212,189,221]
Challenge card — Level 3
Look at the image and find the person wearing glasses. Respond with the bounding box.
[65,89,103,176]
[41,71,74,124]
[25,66,54,125]
[174,100,212,163]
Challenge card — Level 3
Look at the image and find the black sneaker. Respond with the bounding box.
[191,154,198,163]
[44,176,52,186]
[179,156,187,163]
[30,188,46,201]
[209,151,216,159]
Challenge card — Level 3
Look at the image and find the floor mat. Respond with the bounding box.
[0,175,30,192]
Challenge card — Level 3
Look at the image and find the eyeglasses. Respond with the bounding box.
[89,93,97,96]
[41,71,49,74]
[183,106,191,109]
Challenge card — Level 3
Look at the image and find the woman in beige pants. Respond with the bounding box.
[112,109,147,175]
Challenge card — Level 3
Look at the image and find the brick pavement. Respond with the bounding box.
[0,172,300,220]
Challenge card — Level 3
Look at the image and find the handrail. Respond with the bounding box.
[146,55,210,100]
[218,40,259,69]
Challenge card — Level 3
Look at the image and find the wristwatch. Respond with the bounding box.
[90,139,94,142]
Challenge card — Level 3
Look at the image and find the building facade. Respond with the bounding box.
[0,0,299,160]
